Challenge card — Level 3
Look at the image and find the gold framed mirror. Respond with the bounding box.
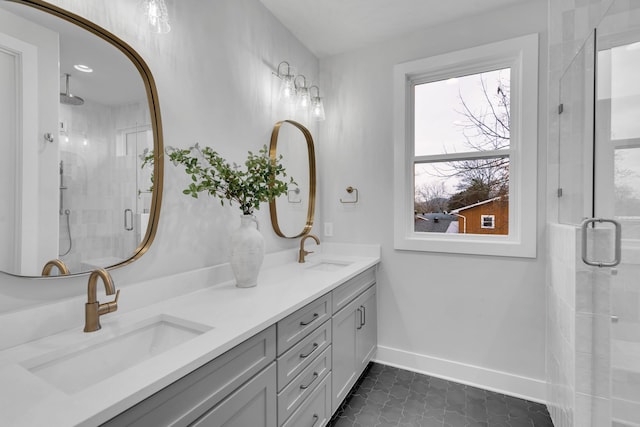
[0,0,163,277]
[269,120,316,238]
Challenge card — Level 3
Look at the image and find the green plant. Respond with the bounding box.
[140,148,155,193]
[167,143,294,215]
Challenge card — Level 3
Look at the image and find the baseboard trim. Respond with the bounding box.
[374,345,547,404]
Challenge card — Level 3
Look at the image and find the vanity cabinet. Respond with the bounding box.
[331,282,377,413]
[103,266,376,427]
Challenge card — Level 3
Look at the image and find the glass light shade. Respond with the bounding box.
[142,0,171,34]
[279,75,296,103]
[297,87,311,111]
[311,97,325,121]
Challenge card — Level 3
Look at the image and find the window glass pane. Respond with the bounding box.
[414,68,510,156]
[615,147,640,218]
[609,44,640,140]
[414,158,509,235]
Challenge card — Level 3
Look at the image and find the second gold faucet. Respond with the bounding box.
[298,234,320,263]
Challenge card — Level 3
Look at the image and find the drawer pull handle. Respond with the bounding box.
[300,372,319,390]
[356,308,363,330]
[300,342,319,358]
[311,414,319,426]
[361,305,366,326]
[300,313,319,326]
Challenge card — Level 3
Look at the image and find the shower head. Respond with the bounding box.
[60,73,84,106]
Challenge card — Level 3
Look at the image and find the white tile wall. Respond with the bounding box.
[547,223,613,426]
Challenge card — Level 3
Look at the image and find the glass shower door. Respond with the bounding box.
[115,125,152,259]
[558,32,595,225]
[596,2,640,425]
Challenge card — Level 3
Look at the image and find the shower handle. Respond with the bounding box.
[124,209,134,231]
[580,218,621,267]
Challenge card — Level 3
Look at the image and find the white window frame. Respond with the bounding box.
[393,34,538,258]
[481,215,496,229]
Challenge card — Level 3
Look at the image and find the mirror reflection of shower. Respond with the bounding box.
[53,68,152,273]
[58,160,72,257]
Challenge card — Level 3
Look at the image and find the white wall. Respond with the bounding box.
[0,0,320,302]
[318,1,549,400]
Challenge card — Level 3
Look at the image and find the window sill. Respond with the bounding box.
[394,233,536,258]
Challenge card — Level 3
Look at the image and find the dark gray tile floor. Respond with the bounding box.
[328,363,554,427]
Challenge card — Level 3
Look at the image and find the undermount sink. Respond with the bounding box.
[305,260,352,272]
[23,314,211,394]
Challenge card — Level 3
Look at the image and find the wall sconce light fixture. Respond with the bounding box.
[274,61,296,103]
[309,86,325,121]
[273,61,326,121]
[141,0,171,34]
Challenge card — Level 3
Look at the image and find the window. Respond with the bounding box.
[393,34,538,257]
[481,215,495,229]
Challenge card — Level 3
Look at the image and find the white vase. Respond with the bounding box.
[230,214,265,288]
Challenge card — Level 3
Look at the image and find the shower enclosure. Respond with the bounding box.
[550,1,640,425]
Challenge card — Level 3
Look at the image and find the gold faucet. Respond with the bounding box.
[298,234,320,263]
[41,259,70,276]
[84,268,120,332]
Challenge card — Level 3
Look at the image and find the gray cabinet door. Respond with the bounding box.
[356,285,377,370]
[331,296,358,413]
[191,362,277,427]
[331,284,377,413]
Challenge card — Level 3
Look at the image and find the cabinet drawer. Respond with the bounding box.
[282,373,332,427]
[103,326,276,427]
[332,267,376,314]
[278,346,331,425]
[277,293,331,356]
[277,319,331,391]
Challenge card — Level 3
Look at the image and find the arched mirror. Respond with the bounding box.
[0,0,163,277]
[269,120,316,238]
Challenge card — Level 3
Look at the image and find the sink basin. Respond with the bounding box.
[305,260,352,272]
[23,314,211,394]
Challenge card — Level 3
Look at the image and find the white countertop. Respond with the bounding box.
[0,244,380,426]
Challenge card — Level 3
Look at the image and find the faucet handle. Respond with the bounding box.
[98,289,120,315]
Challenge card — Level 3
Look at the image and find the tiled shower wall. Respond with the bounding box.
[547,224,612,427]
[547,224,578,427]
